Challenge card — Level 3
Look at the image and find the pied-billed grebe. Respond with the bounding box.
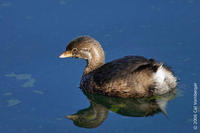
[59,36,177,98]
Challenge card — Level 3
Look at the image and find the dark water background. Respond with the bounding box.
[0,0,200,132]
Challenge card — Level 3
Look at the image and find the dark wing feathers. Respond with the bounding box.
[93,56,157,86]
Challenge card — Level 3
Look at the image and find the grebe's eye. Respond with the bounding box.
[72,48,78,53]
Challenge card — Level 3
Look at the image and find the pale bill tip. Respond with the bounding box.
[59,54,66,58]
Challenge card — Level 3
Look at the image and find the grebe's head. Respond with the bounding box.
[59,36,105,75]
[59,36,105,62]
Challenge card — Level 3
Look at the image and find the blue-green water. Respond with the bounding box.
[0,0,200,132]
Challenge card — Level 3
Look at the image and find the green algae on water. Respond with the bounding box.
[5,72,35,88]
[3,92,13,96]
[7,99,21,107]
[33,90,44,95]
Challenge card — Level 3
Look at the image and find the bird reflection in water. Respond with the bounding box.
[66,89,177,129]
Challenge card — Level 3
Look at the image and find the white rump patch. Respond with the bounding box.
[154,65,165,85]
[154,65,177,95]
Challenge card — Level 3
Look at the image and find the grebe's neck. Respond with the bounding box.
[83,47,105,76]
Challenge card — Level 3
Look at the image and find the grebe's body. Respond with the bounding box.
[59,36,177,98]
